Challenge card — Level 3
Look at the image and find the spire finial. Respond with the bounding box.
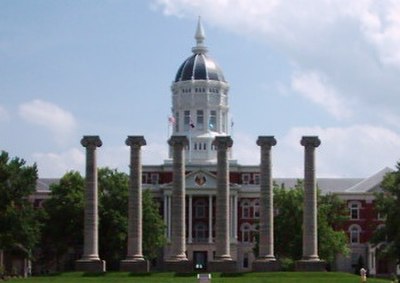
[192,16,208,54]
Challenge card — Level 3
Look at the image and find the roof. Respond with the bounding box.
[174,53,225,83]
[36,178,59,192]
[345,167,392,193]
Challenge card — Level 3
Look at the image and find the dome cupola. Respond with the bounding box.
[174,18,226,83]
[169,17,231,164]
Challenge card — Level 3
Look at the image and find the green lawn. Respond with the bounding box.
[8,272,392,283]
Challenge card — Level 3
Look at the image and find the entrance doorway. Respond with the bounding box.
[193,251,208,271]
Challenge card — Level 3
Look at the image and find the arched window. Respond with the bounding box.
[241,223,252,243]
[349,224,362,244]
[194,222,207,242]
[241,200,251,219]
[253,199,260,219]
[348,201,361,220]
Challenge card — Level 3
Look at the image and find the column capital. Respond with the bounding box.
[81,135,102,148]
[168,135,189,147]
[300,136,321,148]
[212,136,233,150]
[257,136,277,148]
[126,136,146,148]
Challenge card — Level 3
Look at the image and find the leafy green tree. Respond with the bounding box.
[41,168,167,270]
[318,193,349,264]
[260,180,349,266]
[142,189,166,260]
[40,171,85,269]
[98,168,129,270]
[0,151,41,259]
[373,162,400,265]
[274,181,304,260]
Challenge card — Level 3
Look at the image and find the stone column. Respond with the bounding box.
[164,136,191,272]
[296,136,326,271]
[120,136,149,272]
[209,136,237,272]
[253,136,280,271]
[76,135,105,273]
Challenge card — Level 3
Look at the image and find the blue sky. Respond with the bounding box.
[1,0,400,178]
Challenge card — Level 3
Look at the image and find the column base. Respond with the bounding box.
[208,260,237,273]
[164,259,192,273]
[295,259,326,272]
[120,259,149,273]
[75,259,106,273]
[252,258,281,272]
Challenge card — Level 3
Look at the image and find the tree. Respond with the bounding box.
[41,168,167,270]
[373,161,400,265]
[274,181,304,260]
[40,171,85,269]
[142,189,166,260]
[0,151,41,259]
[318,193,349,264]
[98,168,129,270]
[259,180,349,267]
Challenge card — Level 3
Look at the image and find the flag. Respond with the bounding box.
[168,116,176,125]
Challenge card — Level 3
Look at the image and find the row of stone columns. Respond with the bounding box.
[76,134,323,273]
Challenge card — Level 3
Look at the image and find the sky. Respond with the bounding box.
[1,0,400,178]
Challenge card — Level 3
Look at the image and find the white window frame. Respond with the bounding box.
[241,199,251,219]
[150,173,159,185]
[242,173,250,185]
[253,199,260,219]
[348,201,361,220]
[349,224,361,244]
[241,222,252,243]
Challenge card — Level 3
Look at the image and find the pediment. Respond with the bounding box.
[185,170,217,190]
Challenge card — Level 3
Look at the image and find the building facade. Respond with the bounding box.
[29,19,399,275]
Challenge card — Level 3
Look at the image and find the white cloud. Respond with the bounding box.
[33,148,85,177]
[0,105,10,122]
[356,1,400,68]
[291,71,353,120]
[233,125,400,178]
[18,100,77,144]
[154,0,400,126]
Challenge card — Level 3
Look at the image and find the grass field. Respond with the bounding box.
[7,272,392,283]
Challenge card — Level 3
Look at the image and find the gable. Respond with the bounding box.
[185,170,217,190]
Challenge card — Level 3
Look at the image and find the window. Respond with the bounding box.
[349,224,361,244]
[242,174,250,185]
[194,222,207,242]
[253,174,260,185]
[349,202,361,220]
[241,223,252,243]
[142,173,148,184]
[241,200,251,219]
[184,110,190,131]
[195,199,206,218]
[377,212,386,221]
[253,199,260,219]
[209,110,217,131]
[197,110,204,130]
[150,173,159,185]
